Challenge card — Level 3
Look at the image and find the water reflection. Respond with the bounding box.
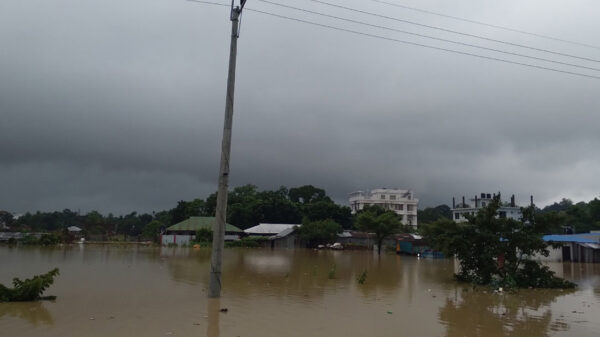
[439,289,573,337]
[2,246,599,337]
[206,298,221,337]
[0,302,54,325]
[161,249,428,299]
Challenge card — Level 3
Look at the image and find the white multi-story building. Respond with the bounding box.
[451,192,522,223]
[349,189,418,227]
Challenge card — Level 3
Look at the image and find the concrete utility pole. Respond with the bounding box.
[208,0,246,298]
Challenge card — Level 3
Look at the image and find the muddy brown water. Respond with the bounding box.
[1,245,599,337]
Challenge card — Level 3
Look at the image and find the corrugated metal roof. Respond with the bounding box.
[166,217,242,233]
[67,226,82,232]
[270,227,298,240]
[543,234,600,243]
[245,223,299,235]
[337,231,352,238]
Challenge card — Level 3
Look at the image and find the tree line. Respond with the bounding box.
[416,197,600,234]
[1,185,353,241]
[2,189,598,243]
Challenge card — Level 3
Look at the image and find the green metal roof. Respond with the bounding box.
[166,217,242,233]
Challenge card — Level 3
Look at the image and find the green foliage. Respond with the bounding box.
[194,228,213,243]
[6,184,356,239]
[20,235,41,245]
[421,197,575,289]
[142,220,163,242]
[0,210,14,227]
[539,197,600,233]
[328,264,337,279]
[513,260,575,289]
[0,269,60,302]
[19,234,61,245]
[297,219,342,247]
[417,204,452,226]
[357,270,367,284]
[224,236,268,248]
[288,185,329,204]
[355,206,402,255]
[170,199,208,224]
[301,201,352,229]
[38,234,61,245]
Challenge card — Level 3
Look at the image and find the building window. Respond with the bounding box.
[390,195,396,200]
[380,195,386,200]
[482,202,486,207]
[499,211,506,219]
[407,205,413,212]
[454,213,460,220]
[398,204,404,210]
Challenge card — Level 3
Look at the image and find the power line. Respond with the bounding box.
[304,0,600,63]
[368,0,600,50]
[186,0,600,80]
[188,0,229,7]
[256,0,600,72]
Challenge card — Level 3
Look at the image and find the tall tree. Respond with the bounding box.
[0,211,14,227]
[302,201,353,229]
[288,185,329,204]
[417,205,451,225]
[142,220,163,243]
[356,206,401,255]
[421,197,574,288]
[297,219,342,247]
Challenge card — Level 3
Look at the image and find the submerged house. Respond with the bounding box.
[542,232,600,263]
[269,227,300,249]
[244,223,302,249]
[161,216,243,246]
[67,226,83,239]
[396,233,444,258]
[336,231,373,247]
[244,223,300,236]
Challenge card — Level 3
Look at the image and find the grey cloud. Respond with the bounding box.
[1,0,599,214]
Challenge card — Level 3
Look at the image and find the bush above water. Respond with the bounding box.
[0,268,60,302]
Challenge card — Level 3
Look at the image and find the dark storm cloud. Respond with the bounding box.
[1,0,599,214]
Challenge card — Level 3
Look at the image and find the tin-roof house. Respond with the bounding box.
[161,216,243,246]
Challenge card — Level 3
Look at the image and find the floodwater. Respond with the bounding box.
[1,245,599,337]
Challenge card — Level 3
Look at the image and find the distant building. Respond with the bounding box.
[349,189,418,227]
[244,223,300,236]
[451,192,522,223]
[243,223,302,249]
[161,216,243,246]
[67,226,83,239]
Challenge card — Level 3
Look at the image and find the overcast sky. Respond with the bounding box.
[1,0,599,214]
